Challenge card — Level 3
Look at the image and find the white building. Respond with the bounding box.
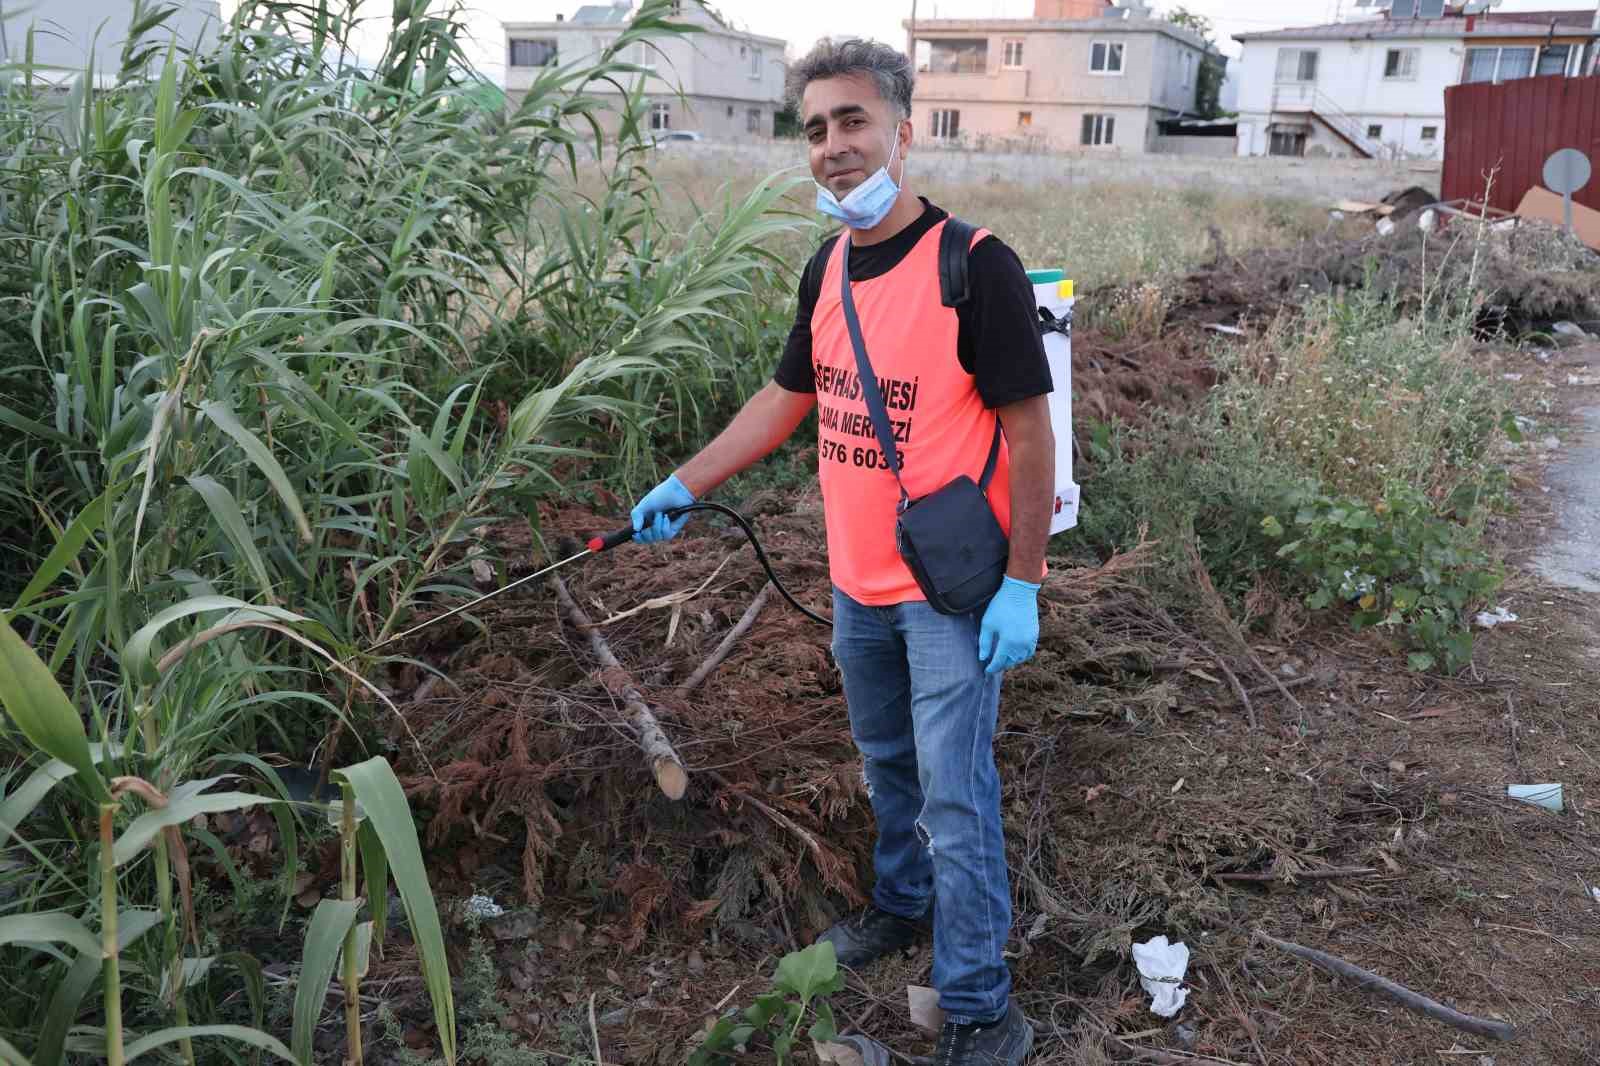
[502,1,785,141]
[1232,5,1600,160]
[0,0,222,86]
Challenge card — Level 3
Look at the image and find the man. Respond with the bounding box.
[629,37,1053,1066]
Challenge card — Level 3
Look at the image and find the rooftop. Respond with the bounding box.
[905,15,1211,51]
[1234,11,1600,42]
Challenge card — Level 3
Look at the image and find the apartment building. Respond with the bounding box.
[904,0,1216,152]
[503,1,786,140]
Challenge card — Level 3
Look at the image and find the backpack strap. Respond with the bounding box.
[938,215,977,308]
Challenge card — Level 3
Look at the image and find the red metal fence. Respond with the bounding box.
[1442,76,1600,213]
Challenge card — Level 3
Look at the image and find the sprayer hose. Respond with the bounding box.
[667,502,831,626]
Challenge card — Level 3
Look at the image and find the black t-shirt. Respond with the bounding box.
[773,199,1053,409]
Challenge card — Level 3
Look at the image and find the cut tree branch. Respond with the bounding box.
[551,574,689,800]
[1252,930,1517,1041]
[676,582,773,699]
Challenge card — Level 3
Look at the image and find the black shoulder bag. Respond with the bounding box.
[837,232,1009,616]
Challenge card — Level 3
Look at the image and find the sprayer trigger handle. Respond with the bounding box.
[588,525,638,553]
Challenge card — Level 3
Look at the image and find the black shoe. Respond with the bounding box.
[934,1000,1034,1066]
[816,905,926,968]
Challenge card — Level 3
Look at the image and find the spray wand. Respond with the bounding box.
[368,502,828,652]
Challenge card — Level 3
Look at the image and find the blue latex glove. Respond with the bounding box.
[630,473,696,544]
[977,576,1041,675]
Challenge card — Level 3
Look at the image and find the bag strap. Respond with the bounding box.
[838,237,912,511]
[838,235,1003,509]
[939,215,976,308]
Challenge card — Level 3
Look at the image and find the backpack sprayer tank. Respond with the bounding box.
[1027,269,1079,535]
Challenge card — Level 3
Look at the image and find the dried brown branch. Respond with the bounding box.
[551,573,689,800]
[1185,538,1303,715]
[707,770,866,907]
[1252,929,1517,1041]
[1196,639,1256,730]
[1215,865,1376,885]
[676,582,773,699]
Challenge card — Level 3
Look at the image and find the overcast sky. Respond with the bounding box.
[221,0,1597,80]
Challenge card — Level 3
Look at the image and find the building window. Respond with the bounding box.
[748,45,761,78]
[1181,51,1193,88]
[634,42,656,70]
[1269,128,1306,156]
[1366,123,1383,139]
[1274,47,1319,83]
[928,39,987,74]
[930,108,960,138]
[1003,39,1024,68]
[508,38,557,68]
[1537,44,1573,77]
[1081,113,1115,146]
[1463,46,1535,83]
[1384,48,1418,80]
[747,107,762,133]
[1090,40,1125,74]
[1018,110,1033,128]
[726,104,734,117]
[650,102,670,130]
[1420,125,1438,140]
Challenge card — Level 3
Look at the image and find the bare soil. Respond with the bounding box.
[241,228,1600,1066]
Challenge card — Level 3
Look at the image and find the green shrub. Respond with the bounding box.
[1262,483,1502,671]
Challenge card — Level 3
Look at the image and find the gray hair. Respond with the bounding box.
[785,38,914,122]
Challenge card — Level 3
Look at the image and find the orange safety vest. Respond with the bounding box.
[810,219,1012,606]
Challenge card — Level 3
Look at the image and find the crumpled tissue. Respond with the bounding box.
[1131,935,1190,1018]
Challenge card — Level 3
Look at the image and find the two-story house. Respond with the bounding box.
[3,0,221,87]
[903,0,1215,153]
[502,1,785,140]
[1233,3,1600,160]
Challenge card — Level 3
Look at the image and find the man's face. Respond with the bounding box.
[801,73,908,200]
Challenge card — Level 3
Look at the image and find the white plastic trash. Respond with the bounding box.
[1507,784,1563,813]
[1131,935,1190,1018]
[1028,271,1080,535]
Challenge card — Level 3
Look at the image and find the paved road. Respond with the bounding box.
[1531,398,1600,594]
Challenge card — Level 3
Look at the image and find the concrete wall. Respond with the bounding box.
[2,0,221,82]
[1150,134,1235,157]
[912,100,1154,151]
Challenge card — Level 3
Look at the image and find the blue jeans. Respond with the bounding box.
[830,587,1011,1023]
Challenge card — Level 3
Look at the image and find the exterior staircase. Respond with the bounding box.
[1271,85,1381,158]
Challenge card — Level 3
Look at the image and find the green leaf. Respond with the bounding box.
[0,913,100,956]
[336,758,456,1064]
[114,791,276,866]
[774,941,841,1004]
[0,1032,33,1065]
[808,1001,838,1043]
[1407,652,1437,672]
[9,492,107,615]
[0,623,108,802]
[358,820,389,949]
[744,992,784,1027]
[0,760,77,851]
[125,1025,295,1063]
[200,400,313,544]
[291,898,362,1065]
[36,909,160,1066]
[186,476,276,602]
[123,595,306,680]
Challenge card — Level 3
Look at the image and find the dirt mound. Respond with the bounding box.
[372,502,1166,944]
[1070,325,1216,428]
[1175,216,1600,331]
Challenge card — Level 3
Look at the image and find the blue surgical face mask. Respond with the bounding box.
[815,126,904,230]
